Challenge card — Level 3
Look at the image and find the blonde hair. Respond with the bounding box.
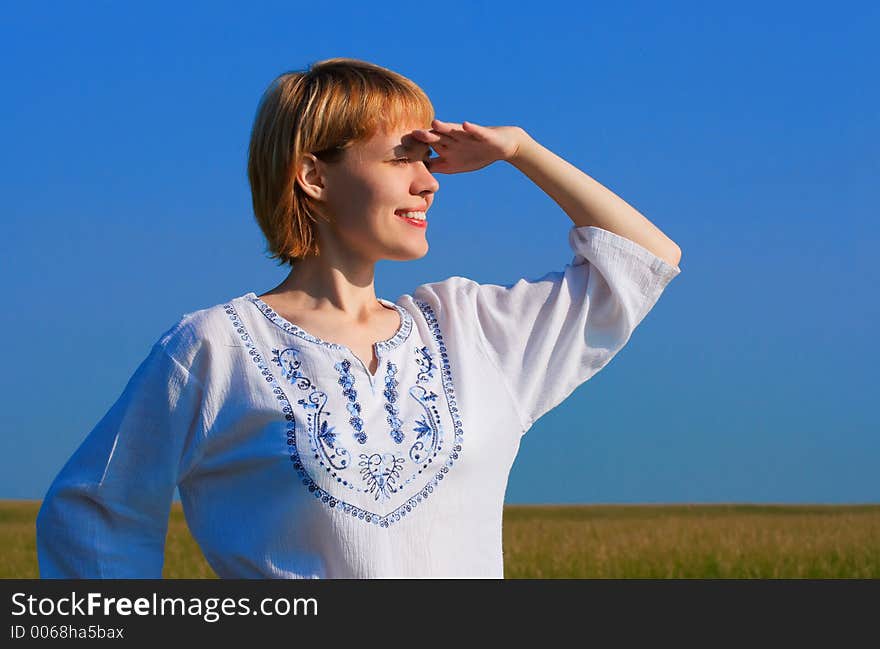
[247,57,435,267]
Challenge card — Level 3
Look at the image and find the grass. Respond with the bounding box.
[503,504,880,578]
[4,501,879,578]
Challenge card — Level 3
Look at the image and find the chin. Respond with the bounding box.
[387,242,429,262]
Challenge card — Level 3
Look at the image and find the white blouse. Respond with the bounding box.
[36,225,681,578]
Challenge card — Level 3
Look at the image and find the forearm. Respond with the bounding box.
[508,129,682,268]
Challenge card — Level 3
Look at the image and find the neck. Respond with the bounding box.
[264,254,386,321]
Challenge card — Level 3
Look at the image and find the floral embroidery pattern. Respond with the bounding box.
[383,361,404,444]
[273,348,351,473]
[407,385,441,464]
[415,345,436,382]
[407,345,442,464]
[273,347,313,389]
[230,296,465,529]
[358,452,405,501]
[335,359,366,444]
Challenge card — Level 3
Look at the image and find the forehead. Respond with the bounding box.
[366,123,433,154]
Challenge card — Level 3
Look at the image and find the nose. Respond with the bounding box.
[414,162,440,197]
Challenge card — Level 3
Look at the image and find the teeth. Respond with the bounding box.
[398,211,426,220]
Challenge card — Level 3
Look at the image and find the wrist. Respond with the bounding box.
[506,128,537,166]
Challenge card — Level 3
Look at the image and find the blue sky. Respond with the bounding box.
[2,1,877,504]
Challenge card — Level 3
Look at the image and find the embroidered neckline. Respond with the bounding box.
[243,291,413,354]
[222,298,465,529]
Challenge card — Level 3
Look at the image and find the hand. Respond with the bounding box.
[411,119,526,174]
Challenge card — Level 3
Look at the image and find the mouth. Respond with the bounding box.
[394,209,428,229]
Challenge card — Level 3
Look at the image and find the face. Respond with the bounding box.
[302,122,440,265]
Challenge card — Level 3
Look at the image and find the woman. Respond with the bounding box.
[36,57,682,578]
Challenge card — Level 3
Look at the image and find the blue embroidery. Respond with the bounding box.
[406,346,442,464]
[383,361,404,444]
[415,345,436,382]
[228,297,466,529]
[334,359,367,444]
[407,385,442,464]
[298,398,318,410]
[247,292,414,352]
[271,344,428,496]
[272,347,313,390]
[270,346,354,480]
[318,417,336,446]
[289,367,351,473]
[359,452,405,501]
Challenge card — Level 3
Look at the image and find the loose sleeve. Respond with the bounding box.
[463,225,680,433]
[36,341,205,578]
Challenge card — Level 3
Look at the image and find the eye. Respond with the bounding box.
[393,157,433,169]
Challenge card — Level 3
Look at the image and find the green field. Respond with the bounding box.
[4,501,879,578]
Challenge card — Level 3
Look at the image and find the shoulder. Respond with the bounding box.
[410,270,559,314]
[153,293,246,375]
[411,275,480,313]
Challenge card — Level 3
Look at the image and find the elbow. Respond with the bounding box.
[662,243,682,269]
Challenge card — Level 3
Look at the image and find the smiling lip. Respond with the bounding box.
[397,213,427,228]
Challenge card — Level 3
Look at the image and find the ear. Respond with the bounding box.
[295,153,326,201]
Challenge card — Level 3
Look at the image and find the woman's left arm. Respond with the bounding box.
[413,120,683,433]
[414,120,682,269]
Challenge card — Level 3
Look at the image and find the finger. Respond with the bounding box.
[437,120,481,142]
[430,119,460,141]
[425,156,449,173]
[414,130,456,155]
[461,121,488,140]
[411,129,445,144]
[428,155,449,173]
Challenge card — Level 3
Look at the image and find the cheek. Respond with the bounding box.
[325,167,400,223]
[334,189,393,234]
[327,180,372,217]
[363,184,401,216]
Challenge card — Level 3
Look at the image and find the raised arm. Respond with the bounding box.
[414,119,682,268]
[412,119,682,434]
